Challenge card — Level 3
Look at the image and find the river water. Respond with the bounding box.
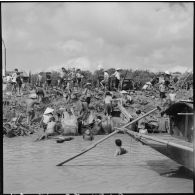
[3,134,193,193]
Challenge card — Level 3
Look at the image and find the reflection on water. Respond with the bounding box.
[3,134,193,193]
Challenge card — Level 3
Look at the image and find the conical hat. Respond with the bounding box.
[44,107,54,115]
[120,90,128,94]
[29,93,37,99]
[146,82,151,85]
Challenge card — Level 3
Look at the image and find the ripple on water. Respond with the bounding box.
[3,134,193,193]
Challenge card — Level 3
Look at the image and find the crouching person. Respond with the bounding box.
[40,108,54,131]
[114,139,127,156]
[38,117,57,140]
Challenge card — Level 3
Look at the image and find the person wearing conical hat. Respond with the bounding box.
[120,90,132,106]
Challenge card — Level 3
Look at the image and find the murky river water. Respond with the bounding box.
[3,134,193,193]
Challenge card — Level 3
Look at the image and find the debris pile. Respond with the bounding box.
[3,70,193,139]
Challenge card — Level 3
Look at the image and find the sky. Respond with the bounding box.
[1,2,193,73]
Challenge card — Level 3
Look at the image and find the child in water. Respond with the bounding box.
[114,139,127,156]
[83,129,94,141]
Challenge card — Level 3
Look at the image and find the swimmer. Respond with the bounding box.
[83,129,94,141]
[114,139,127,156]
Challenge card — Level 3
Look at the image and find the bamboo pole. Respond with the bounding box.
[56,129,120,166]
[122,106,161,128]
[116,127,193,152]
[56,106,161,166]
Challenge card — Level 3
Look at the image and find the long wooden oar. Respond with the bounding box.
[56,106,161,166]
[56,129,120,166]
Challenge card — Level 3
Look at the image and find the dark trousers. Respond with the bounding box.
[115,79,120,89]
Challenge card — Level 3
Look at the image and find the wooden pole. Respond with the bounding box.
[56,106,161,166]
[116,127,193,152]
[122,106,161,129]
[56,129,120,166]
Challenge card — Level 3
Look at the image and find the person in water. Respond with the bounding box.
[114,139,127,156]
[83,129,94,141]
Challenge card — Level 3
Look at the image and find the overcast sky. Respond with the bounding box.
[2,2,193,73]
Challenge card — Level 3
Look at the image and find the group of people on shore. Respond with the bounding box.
[4,68,23,95]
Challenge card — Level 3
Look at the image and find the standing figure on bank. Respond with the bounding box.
[11,68,18,94]
[83,83,92,107]
[76,69,83,89]
[35,86,45,102]
[45,72,52,90]
[16,72,23,95]
[37,72,43,87]
[111,68,121,91]
[159,81,166,106]
[69,68,77,88]
[100,70,109,90]
[104,91,113,117]
[59,67,67,89]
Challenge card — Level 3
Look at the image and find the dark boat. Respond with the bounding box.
[119,101,194,171]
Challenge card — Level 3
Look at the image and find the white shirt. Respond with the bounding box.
[38,74,43,81]
[169,93,176,101]
[6,75,12,83]
[113,71,120,80]
[104,72,109,81]
[139,129,148,134]
[76,72,82,78]
[142,84,148,90]
[104,95,112,104]
[60,71,66,78]
[12,72,17,83]
[43,114,52,124]
[46,121,56,134]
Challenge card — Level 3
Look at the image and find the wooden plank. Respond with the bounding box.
[117,103,133,121]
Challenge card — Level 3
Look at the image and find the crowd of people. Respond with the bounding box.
[3,66,193,142]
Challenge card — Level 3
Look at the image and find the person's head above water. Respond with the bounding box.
[115,139,122,147]
[136,110,141,115]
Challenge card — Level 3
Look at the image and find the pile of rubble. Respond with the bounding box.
[3,77,193,139]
